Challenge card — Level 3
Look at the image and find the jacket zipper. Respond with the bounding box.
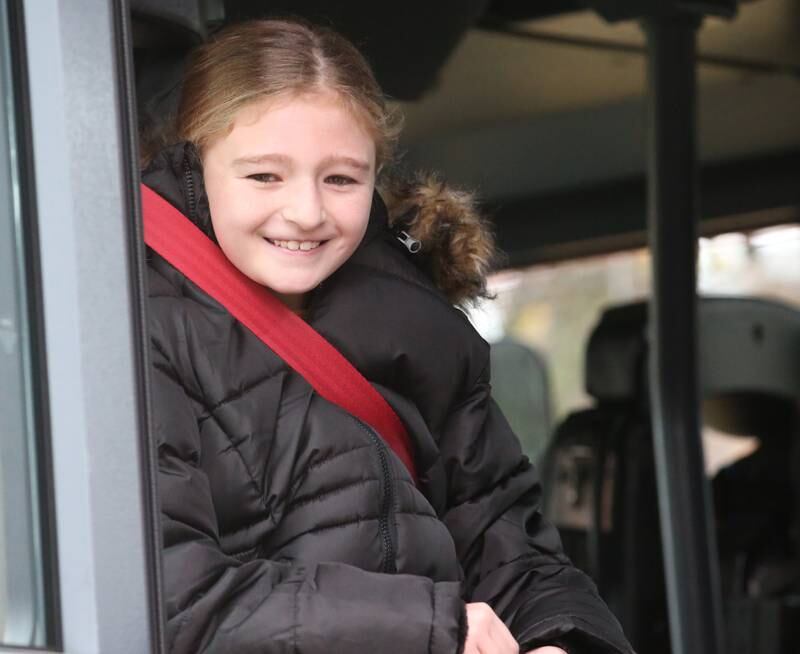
[355,418,397,574]
[183,153,197,223]
[393,227,422,253]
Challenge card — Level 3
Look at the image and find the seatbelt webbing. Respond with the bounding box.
[141,183,418,482]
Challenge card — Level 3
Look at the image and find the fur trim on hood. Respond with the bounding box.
[380,173,499,307]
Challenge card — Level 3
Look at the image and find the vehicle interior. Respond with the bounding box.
[2,0,799,652]
[129,3,800,653]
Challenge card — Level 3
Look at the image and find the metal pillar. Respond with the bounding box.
[644,13,724,654]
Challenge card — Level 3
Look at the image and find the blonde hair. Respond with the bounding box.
[175,19,402,172]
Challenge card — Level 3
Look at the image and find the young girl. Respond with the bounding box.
[143,18,634,654]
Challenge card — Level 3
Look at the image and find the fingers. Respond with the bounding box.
[464,602,519,654]
[489,611,519,653]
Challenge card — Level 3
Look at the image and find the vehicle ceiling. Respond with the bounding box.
[132,0,800,267]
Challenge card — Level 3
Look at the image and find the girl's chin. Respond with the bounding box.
[261,280,317,300]
[243,266,321,296]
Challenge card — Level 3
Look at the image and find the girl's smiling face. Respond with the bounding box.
[201,91,377,311]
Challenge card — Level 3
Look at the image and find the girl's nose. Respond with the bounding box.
[281,186,325,231]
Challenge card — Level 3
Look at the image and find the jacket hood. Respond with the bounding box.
[142,142,498,306]
[381,173,498,306]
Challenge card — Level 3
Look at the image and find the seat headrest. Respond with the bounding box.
[131,0,216,48]
[586,297,800,403]
[585,303,648,403]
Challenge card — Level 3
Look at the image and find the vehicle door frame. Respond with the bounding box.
[1,0,163,651]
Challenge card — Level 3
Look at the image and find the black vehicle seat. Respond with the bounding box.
[541,297,800,654]
[708,393,800,653]
[131,1,223,160]
[541,302,669,653]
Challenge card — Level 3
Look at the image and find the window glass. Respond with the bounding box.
[0,0,49,647]
[471,223,800,463]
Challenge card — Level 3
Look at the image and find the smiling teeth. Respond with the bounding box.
[270,239,322,251]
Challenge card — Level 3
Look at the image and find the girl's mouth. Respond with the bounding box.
[266,238,327,252]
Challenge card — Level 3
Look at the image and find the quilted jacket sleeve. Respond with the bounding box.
[152,344,467,654]
[438,360,635,654]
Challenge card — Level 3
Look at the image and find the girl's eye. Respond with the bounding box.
[325,175,357,186]
[247,173,280,183]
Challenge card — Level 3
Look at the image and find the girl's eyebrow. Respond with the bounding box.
[232,153,292,167]
[231,153,372,172]
[319,155,372,172]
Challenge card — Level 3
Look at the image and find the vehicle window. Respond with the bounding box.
[471,223,800,468]
[0,0,50,647]
[472,224,800,651]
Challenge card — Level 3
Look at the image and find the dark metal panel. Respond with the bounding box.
[644,13,724,654]
[491,150,800,267]
[481,0,584,21]
[591,0,736,21]
[224,0,491,100]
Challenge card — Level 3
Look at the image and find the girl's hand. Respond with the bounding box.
[464,602,568,654]
[464,602,519,653]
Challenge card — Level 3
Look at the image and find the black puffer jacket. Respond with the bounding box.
[145,142,634,654]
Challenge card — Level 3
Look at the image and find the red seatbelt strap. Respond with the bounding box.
[141,183,418,483]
